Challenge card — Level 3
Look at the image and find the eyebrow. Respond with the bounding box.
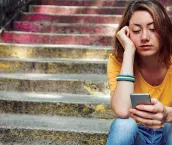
[130,22,154,27]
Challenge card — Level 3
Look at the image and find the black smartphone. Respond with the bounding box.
[130,93,151,108]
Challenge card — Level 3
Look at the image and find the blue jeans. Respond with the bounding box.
[106,118,172,145]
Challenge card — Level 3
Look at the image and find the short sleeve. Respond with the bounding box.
[107,53,121,94]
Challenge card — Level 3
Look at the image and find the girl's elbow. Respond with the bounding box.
[113,108,130,118]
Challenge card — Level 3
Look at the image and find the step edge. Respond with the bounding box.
[30,5,126,9]
[0,73,108,81]
[0,58,108,63]
[0,43,112,49]
[3,30,113,36]
[0,113,113,134]
[22,11,122,17]
[0,91,110,104]
[14,21,119,27]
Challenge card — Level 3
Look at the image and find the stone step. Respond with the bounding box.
[1,31,112,45]
[0,73,109,94]
[0,113,113,144]
[0,43,111,59]
[30,4,172,16]
[0,58,107,74]
[37,0,131,7]
[164,0,172,6]
[30,5,126,15]
[13,21,118,35]
[0,92,113,119]
[20,12,122,24]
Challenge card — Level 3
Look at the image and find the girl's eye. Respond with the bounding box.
[149,29,155,32]
[132,30,141,34]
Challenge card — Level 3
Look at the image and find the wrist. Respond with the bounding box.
[124,48,136,56]
[121,49,135,74]
[123,49,135,64]
[163,106,168,123]
[164,107,172,123]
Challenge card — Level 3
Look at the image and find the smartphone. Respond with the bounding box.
[130,93,151,108]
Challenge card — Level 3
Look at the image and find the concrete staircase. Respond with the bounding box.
[0,0,171,144]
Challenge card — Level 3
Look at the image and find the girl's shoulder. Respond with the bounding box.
[109,53,121,67]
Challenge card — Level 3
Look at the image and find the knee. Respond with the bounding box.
[110,117,137,133]
[106,118,138,145]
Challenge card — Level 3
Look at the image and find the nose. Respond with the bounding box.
[141,30,150,42]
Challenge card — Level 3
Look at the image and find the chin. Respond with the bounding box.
[139,53,153,57]
[137,50,157,57]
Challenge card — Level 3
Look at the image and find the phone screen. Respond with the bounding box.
[130,93,151,108]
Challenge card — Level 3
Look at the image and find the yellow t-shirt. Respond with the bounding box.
[107,53,172,107]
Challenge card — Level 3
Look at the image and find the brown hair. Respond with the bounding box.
[112,0,172,67]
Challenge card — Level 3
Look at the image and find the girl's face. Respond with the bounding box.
[129,10,162,57]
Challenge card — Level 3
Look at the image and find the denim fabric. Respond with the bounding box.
[135,125,163,145]
[106,118,172,145]
[163,123,172,145]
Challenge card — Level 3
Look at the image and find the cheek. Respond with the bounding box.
[129,35,139,46]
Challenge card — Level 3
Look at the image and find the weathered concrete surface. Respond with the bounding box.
[20,12,122,24]
[0,58,107,74]
[0,129,107,145]
[37,0,131,7]
[0,100,113,119]
[30,5,125,15]
[0,92,113,119]
[0,0,120,144]
[0,74,109,94]
[1,31,112,45]
[14,21,118,35]
[0,114,114,145]
[0,44,111,59]
[0,92,110,104]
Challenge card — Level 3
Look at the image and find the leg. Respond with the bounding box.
[106,118,138,145]
[163,123,172,145]
[134,125,163,145]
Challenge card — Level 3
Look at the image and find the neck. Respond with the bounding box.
[139,55,167,86]
[139,55,165,71]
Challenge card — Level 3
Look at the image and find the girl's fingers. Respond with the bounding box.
[129,109,164,121]
[136,103,163,113]
[130,108,152,119]
[130,113,162,127]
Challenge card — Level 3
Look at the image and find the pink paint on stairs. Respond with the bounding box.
[20,13,122,24]
[163,0,172,6]
[13,21,117,35]
[13,22,40,32]
[31,5,125,15]
[1,31,112,46]
[38,0,131,7]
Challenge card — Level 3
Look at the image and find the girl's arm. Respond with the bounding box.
[110,26,136,118]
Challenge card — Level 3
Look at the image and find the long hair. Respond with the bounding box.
[112,0,172,66]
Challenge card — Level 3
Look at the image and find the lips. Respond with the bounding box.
[140,45,152,47]
[139,45,152,50]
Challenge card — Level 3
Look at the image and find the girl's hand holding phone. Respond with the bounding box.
[129,98,168,129]
[116,26,136,53]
